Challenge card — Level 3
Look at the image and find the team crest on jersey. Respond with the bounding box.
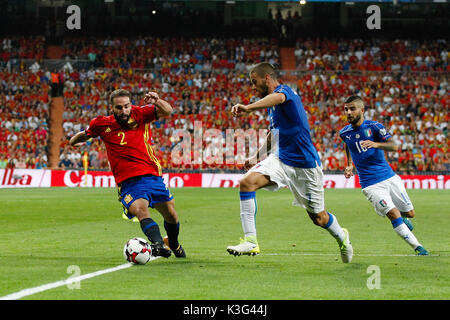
[127,118,138,129]
[355,134,360,139]
[105,127,111,133]
[124,194,133,204]
[364,129,372,137]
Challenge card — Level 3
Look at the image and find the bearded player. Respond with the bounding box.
[69,89,185,258]
[340,95,428,255]
[227,62,353,263]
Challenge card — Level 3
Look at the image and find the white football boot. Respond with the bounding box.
[227,236,260,256]
[339,228,353,263]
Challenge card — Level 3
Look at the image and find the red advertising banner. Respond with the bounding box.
[354,174,450,189]
[1,169,448,189]
[0,169,51,188]
[49,170,202,188]
[51,170,117,187]
[395,175,449,190]
[162,173,202,188]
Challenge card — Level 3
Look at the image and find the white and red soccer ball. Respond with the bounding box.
[123,237,152,265]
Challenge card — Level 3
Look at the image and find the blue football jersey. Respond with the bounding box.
[339,120,395,188]
[269,84,321,168]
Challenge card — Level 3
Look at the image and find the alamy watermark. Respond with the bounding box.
[366,265,381,290]
[170,121,278,166]
[66,5,81,30]
[66,265,81,290]
[366,5,381,30]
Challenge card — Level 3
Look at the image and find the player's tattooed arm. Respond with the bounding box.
[69,131,89,146]
[360,139,397,151]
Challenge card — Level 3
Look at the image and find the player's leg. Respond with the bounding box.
[390,175,415,230]
[288,165,352,263]
[154,199,186,258]
[386,208,428,255]
[128,198,165,245]
[227,153,287,256]
[401,209,415,218]
[400,210,415,231]
[238,171,275,238]
[227,171,274,256]
[363,180,428,255]
[307,210,352,263]
[387,176,427,254]
[141,175,184,257]
[117,186,138,222]
[120,176,171,258]
[308,210,346,243]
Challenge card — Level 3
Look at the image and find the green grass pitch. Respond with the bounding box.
[0,187,448,300]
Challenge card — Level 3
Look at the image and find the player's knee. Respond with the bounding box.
[309,211,328,227]
[131,206,149,220]
[239,178,257,192]
[404,210,415,218]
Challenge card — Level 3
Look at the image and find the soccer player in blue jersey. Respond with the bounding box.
[340,95,428,255]
[226,62,353,263]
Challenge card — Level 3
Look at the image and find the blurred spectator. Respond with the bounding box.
[0,156,7,168]
[59,152,72,169]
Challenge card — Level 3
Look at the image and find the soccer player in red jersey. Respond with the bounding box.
[69,89,185,258]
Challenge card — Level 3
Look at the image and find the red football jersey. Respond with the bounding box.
[85,105,163,184]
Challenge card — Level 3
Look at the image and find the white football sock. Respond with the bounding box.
[394,223,421,249]
[324,212,346,244]
[239,192,257,239]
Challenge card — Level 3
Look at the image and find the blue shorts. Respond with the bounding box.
[118,175,173,219]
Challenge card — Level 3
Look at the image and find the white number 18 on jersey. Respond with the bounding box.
[355,141,368,153]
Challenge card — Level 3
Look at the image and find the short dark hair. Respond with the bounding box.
[249,62,278,79]
[109,89,131,104]
[345,95,363,104]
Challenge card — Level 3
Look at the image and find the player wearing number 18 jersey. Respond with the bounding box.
[339,95,428,255]
[69,89,185,258]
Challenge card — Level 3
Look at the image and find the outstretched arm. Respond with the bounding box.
[69,131,89,146]
[144,92,173,117]
[231,92,285,116]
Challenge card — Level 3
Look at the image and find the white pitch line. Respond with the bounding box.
[0,257,161,300]
[264,253,441,257]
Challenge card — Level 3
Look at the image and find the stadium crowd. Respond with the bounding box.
[0,36,448,174]
[294,38,449,72]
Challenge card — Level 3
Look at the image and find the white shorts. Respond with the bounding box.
[362,175,414,217]
[247,153,325,214]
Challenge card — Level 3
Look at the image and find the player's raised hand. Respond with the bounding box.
[344,165,354,179]
[360,140,379,149]
[144,92,160,104]
[231,104,250,117]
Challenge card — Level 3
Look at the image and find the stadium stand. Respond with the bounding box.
[0,36,448,174]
